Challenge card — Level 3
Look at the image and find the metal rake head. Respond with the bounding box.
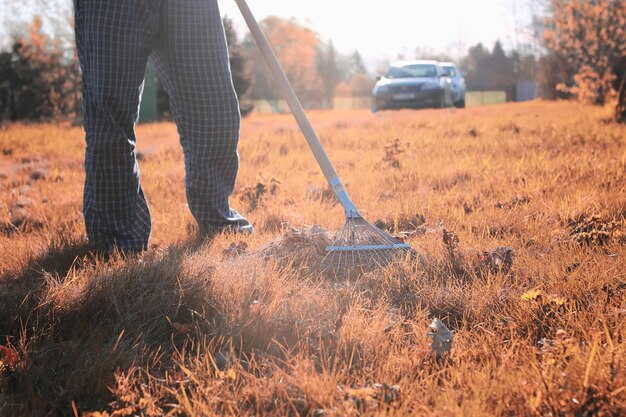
[323,215,416,276]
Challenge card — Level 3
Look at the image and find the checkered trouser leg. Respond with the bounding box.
[150,0,248,231]
[74,0,248,250]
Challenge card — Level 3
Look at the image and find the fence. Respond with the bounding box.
[465,91,507,107]
[249,87,534,114]
[333,96,373,110]
[250,96,372,114]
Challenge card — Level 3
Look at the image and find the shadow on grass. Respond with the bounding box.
[0,237,223,416]
[0,238,96,337]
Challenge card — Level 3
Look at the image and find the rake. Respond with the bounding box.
[235,0,415,271]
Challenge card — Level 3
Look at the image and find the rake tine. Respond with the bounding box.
[372,248,389,268]
[323,215,414,276]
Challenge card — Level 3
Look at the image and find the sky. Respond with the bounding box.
[1,0,538,69]
[217,0,537,66]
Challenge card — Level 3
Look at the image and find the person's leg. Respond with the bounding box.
[151,0,251,236]
[74,1,158,250]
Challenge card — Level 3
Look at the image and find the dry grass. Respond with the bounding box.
[1,101,625,416]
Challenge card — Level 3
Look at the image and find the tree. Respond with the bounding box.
[223,16,254,116]
[460,43,492,90]
[244,16,322,106]
[490,41,516,87]
[614,57,626,122]
[514,53,538,81]
[317,40,342,108]
[460,40,536,98]
[348,50,367,76]
[544,0,625,115]
[0,15,81,121]
[536,52,574,99]
[348,73,374,97]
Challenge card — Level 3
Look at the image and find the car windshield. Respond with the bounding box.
[386,64,437,79]
[441,66,458,77]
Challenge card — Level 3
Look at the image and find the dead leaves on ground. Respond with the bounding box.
[478,246,515,274]
[374,213,428,242]
[239,176,280,212]
[568,214,625,246]
[222,241,249,258]
[0,345,19,372]
[442,228,516,275]
[340,383,401,413]
[520,289,567,307]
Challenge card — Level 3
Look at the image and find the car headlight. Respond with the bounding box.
[374,85,390,95]
[421,81,440,91]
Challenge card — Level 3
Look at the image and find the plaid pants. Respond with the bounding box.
[74,0,249,250]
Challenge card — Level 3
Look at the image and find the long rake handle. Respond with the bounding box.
[234,0,359,217]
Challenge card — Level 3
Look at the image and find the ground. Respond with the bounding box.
[0,101,625,416]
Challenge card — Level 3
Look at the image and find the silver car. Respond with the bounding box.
[439,62,466,108]
[372,60,454,111]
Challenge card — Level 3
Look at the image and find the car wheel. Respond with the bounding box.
[437,92,446,108]
[455,98,466,109]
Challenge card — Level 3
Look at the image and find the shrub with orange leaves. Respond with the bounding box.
[246,16,323,106]
[544,0,625,116]
[0,15,81,122]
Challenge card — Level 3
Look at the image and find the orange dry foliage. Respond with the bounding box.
[259,17,322,104]
[544,0,626,105]
[0,102,625,416]
[7,15,81,121]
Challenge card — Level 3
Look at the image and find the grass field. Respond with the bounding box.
[1,101,625,416]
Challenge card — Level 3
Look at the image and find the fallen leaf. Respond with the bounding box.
[521,289,543,301]
[443,229,460,250]
[223,241,249,257]
[548,296,567,306]
[218,368,237,381]
[111,406,135,417]
[345,387,377,398]
[342,383,401,411]
[0,345,18,370]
